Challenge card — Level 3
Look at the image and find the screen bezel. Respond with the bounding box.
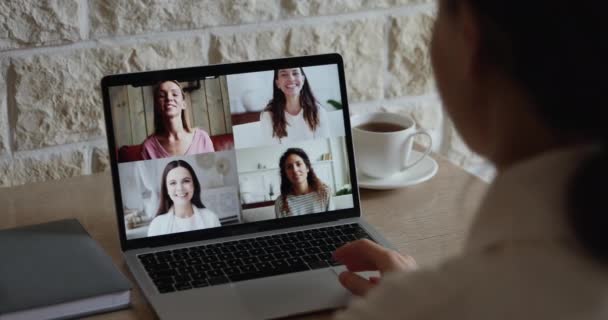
[101,53,361,251]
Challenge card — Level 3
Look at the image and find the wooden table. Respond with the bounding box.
[0,154,488,320]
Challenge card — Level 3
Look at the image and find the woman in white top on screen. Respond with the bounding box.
[148,160,220,237]
[275,148,334,218]
[332,0,608,319]
[259,68,331,144]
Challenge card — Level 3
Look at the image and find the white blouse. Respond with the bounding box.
[334,146,608,319]
[259,105,331,145]
[147,206,221,237]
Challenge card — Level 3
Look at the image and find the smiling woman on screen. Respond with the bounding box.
[141,80,214,159]
[275,148,334,218]
[259,68,331,144]
[147,160,220,237]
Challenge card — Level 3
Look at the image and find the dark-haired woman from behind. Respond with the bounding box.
[260,68,330,145]
[332,0,608,319]
[275,148,334,218]
[148,160,220,237]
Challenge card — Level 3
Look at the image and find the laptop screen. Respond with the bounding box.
[102,55,359,247]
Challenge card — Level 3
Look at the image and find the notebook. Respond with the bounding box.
[100,53,392,319]
[0,219,131,320]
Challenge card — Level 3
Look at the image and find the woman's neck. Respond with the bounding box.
[484,82,568,173]
[162,117,186,139]
[292,182,310,196]
[284,95,301,116]
[173,203,194,218]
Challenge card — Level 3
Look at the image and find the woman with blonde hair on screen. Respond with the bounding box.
[148,160,220,236]
[141,80,214,159]
[260,68,331,144]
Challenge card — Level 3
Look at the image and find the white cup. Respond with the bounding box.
[351,112,432,179]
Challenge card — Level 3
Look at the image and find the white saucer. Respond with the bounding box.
[358,151,439,190]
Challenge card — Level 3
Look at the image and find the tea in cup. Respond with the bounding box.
[351,112,432,179]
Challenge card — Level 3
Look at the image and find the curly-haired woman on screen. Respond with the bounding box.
[274,148,334,218]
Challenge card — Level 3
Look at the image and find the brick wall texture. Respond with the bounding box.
[0,0,492,187]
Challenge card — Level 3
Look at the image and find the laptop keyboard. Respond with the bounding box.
[138,223,373,294]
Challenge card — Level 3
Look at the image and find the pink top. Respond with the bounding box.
[141,128,215,159]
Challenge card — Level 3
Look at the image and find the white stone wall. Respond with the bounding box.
[0,0,493,187]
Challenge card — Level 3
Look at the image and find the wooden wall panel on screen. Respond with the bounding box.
[190,81,210,133]
[206,78,226,135]
[219,76,233,134]
[142,86,155,136]
[109,86,132,147]
[180,81,195,133]
[127,86,147,145]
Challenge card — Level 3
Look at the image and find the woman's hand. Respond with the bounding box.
[333,239,417,296]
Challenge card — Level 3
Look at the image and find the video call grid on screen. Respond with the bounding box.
[107,64,355,240]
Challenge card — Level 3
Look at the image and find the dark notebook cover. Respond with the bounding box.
[0,219,132,317]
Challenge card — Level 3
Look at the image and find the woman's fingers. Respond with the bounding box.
[333,239,389,271]
[338,271,375,296]
[334,240,417,296]
[369,276,381,285]
[334,239,416,273]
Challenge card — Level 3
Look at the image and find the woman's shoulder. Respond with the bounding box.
[322,184,331,193]
[195,207,215,215]
[195,207,221,226]
[147,213,171,236]
[274,196,290,211]
[148,213,170,231]
[322,186,332,201]
[142,133,159,146]
[192,127,210,137]
[274,196,284,205]
[260,110,273,121]
[194,207,219,220]
[150,213,170,223]
[274,196,287,217]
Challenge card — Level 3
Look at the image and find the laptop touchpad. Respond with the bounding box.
[235,269,350,319]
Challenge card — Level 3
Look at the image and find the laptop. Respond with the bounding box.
[100,53,392,319]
